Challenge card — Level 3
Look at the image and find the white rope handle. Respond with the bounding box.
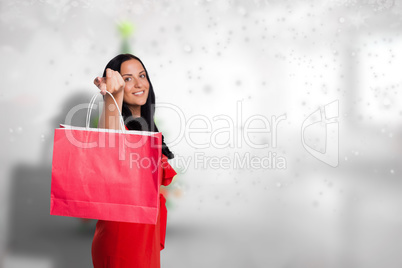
[86,91,125,132]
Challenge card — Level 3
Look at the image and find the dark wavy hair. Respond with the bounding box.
[102,54,174,159]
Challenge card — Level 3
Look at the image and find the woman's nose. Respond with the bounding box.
[133,78,140,88]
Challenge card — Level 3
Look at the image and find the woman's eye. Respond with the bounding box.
[125,77,132,82]
[140,74,145,78]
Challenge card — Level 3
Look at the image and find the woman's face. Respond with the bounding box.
[120,59,150,107]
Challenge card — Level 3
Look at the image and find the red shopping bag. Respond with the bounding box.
[50,93,163,224]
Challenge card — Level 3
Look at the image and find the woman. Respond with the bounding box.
[91,54,177,267]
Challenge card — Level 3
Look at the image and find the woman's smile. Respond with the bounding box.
[133,90,144,96]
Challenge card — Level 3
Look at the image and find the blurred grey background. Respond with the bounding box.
[1,0,402,267]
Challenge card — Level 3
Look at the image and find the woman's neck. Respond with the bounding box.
[128,105,141,118]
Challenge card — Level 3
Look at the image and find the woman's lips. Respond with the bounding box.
[133,90,144,96]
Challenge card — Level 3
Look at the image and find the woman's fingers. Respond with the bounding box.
[94,77,101,87]
[114,70,125,90]
[106,69,114,94]
[116,71,125,88]
[94,76,107,95]
[95,68,124,95]
[106,68,112,78]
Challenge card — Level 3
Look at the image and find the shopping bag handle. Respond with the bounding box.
[86,91,125,132]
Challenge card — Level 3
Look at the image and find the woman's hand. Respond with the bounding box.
[93,68,125,96]
[95,68,125,130]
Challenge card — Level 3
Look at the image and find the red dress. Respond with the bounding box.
[91,153,177,268]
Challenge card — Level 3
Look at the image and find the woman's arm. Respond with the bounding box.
[94,68,125,130]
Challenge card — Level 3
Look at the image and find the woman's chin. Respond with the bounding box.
[126,99,147,107]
